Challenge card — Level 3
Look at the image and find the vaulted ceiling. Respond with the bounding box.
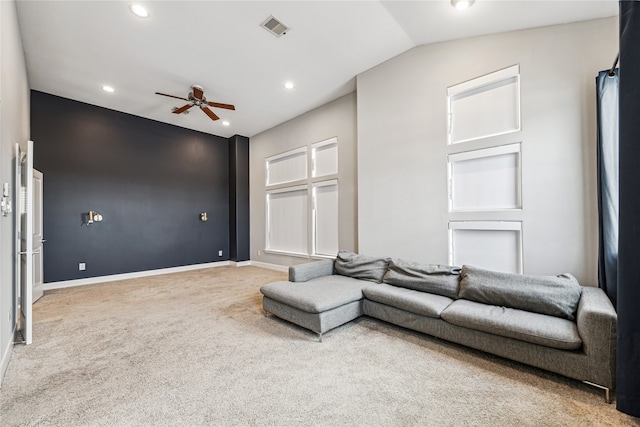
[16,1,618,138]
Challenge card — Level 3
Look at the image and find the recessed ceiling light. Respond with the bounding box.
[451,0,475,10]
[102,85,115,93]
[129,4,149,18]
[284,81,295,90]
[222,121,230,126]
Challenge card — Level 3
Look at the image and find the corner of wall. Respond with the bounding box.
[0,0,31,386]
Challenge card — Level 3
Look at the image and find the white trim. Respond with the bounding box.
[43,261,230,290]
[249,261,289,273]
[450,127,520,146]
[266,184,308,195]
[448,221,522,231]
[310,254,336,261]
[448,143,521,163]
[229,261,252,267]
[1,324,16,385]
[311,136,338,149]
[265,146,307,163]
[447,65,520,97]
[312,179,338,189]
[263,249,310,259]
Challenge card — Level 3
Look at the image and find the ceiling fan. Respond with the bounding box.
[155,85,235,121]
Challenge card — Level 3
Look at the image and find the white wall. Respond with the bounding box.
[250,93,357,267]
[0,0,31,383]
[357,17,618,285]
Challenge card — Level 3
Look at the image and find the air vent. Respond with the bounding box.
[261,15,289,38]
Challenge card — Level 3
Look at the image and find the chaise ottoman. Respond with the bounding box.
[260,259,373,341]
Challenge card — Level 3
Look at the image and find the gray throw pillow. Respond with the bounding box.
[458,265,583,320]
[334,250,391,283]
[383,258,461,299]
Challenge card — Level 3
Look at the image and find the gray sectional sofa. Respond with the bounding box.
[260,251,617,402]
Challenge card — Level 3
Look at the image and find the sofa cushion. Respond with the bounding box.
[334,250,391,283]
[458,265,582,320]
[383,258,460,299]
[260,275,369,314]
[363,283,454,318]
[441,299,582,350]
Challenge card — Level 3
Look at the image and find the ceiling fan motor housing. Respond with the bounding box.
[188,93,207,106]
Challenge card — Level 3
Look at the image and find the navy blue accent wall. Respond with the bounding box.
[617,1,640,418]
[229,135,250,262]
[32,91,231,282]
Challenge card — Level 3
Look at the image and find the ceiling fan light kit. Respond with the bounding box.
[155,85,235,122]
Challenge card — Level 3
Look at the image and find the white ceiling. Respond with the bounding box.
[16,1,618,138]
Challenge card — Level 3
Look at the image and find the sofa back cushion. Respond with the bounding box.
[334,250,390,283]
[458,265,582,320]
[383,259,461,299]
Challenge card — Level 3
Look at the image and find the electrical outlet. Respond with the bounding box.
[258,250,262,256]
[218,250,223,257]
[79,262,86,271]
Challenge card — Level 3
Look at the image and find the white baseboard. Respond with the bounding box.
[0,325,16,387]
[43,261,231,291]
[229,261,252,267]
[248,261,289,273]
[43,260,290,291]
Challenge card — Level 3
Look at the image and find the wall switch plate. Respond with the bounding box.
[218,250,223,257]
[79,263,86,271]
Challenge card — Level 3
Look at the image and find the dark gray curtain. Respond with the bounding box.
[618,0,640,418]
[596,69,619,308]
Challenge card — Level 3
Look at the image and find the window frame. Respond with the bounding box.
[311,179,339,257]
[265,185,309,257]
[312,137,338,178]
[265,146,308,187]
[447,64,521,145]
[264,137,339,258]
[448,221,523,274]
[447,143,522,212]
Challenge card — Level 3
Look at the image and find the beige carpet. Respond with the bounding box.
[1,266,639,426]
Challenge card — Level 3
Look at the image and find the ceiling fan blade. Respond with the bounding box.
[173,104,194,114]
[156,92,189,101]
[192,86,204,100]
[207,102,236,110]
[201,106,220,121]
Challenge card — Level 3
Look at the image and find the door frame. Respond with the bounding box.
[32,169,44,303]
[15,141,34,344]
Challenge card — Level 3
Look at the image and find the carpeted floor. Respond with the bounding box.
[1,266,639,426]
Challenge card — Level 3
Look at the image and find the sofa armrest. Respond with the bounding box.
[576,286,617,389]
[289,260,335,282]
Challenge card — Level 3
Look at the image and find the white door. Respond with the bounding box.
[33,170,44,303]
[16,141,34,344]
